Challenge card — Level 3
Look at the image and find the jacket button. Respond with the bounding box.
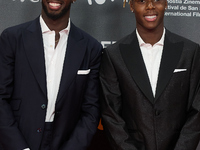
[56,111,60,114]
[37,128,42,133]
[41,104,46,109]
[155,110,160,116]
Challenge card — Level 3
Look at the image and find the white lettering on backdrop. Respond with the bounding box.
[12,0,129,5]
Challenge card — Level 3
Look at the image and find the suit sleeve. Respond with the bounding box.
[174,44,200,150]
[60,41,103,150]
[0,30,29,149]
[100,48,139,150]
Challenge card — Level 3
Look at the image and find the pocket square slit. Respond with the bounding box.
[173,69,187,73]
[77,69,90,75]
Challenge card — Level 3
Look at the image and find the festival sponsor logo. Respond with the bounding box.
[101,41,116,48]
[166,0,200,17]
[12,0,129,5]
[11,0,200,17]
[87,0,129,5]
[87,0,114,5]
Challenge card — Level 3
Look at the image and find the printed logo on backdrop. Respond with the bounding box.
[87,0,114,5]
[12,0,200,17]
[12,0,129,5]
[88,0,129,5]
[101,41,116,48]
[166,0,200,17]
[87,0,200,17]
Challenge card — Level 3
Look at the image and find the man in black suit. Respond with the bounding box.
[100,0,200,149]
[0,0,102,149]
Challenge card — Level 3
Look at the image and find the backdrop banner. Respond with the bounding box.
[0,0,200,149]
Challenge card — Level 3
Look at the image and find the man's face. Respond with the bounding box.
[42,0,72,20]
[130,0,167,31]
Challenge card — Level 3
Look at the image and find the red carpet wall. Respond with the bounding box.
[0,0,200,149]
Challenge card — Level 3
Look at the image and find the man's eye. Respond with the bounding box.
[135,0,146,3]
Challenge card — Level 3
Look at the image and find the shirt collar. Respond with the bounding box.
[136,28,165,47]
[39,15,70,34]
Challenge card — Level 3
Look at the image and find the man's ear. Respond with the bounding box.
[165,1,168,10]
[129,0,134,13]
[72,0,76,3]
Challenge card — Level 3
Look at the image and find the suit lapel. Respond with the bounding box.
[120,30,184,103]
[56,23,87,103]
[120,31,154,103]
[22,19,88,102]
[155,31,184,101]
[22,17,47,96]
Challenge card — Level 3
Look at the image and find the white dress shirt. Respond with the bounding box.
[24,14,70,150]
[136,28,165,96]
[40,16,70,122]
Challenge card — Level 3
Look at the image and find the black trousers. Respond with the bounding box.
[40,122,53,150]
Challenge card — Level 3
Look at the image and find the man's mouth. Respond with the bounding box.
[145,15,157,21]
[48,2,61,10]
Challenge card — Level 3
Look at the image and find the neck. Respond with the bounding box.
[137,26,164,46]
[41,11,70,34]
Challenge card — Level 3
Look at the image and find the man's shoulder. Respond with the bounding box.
[71,23,101,46]
[105,31,135,52]
[166,29,198,46]
[1,18,39,37]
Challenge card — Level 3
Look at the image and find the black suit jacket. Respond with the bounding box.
[100,29,200,150]
[0,17,102,150]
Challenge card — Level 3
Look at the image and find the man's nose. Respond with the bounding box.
[146,0,155,9]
